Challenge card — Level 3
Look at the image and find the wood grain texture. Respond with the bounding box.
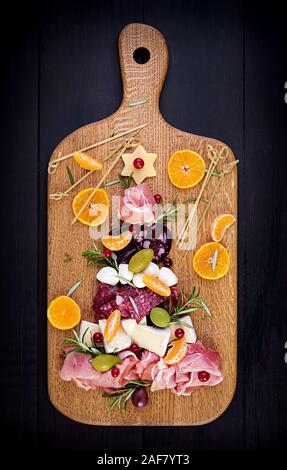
[47,22,237,425]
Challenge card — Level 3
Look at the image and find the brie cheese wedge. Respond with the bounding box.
[79,320,101,347]
[99,319,131,353]
[131,325,171,357]
[169,315,197,343]
[122,317,147,337]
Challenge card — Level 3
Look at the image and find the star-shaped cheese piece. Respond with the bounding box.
[121,144,157,184]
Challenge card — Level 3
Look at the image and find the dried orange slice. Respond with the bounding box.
[47,295,81,330]
[73,152,102,171]
[101,231,132,251]
[167,150,205,189]
[104,309,121,342]
[142,274,171,297]
[193,242,230,280]
[164,337,187,365]
[72,188,109,226]
[211,214,236,242]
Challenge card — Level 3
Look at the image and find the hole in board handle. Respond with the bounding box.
[133,47,150,64]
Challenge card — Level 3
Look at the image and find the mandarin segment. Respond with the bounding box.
[72,188,109,226]
[104,309,121,342]
[193,242,230,280]
[101,231,132,251]
[168,150,206,189]
[73,152,103,171]
[47,295,81,330]
[142,274,171,297]
[164,337,187,365]
[211,214,236,242]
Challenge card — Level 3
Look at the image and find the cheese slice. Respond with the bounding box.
[79,320,101,347]
[132,325,171,357]
[122,317,147,337]
[99,319,131,353]
[169,315,197,343]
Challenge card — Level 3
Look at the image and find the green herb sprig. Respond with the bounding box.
[169,286,212,321]
[63,329,104,356]
[102,173,133,190]
[103,380,151,412]
[82,243,118,270]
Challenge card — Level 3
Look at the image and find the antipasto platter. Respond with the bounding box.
[47,23,238,425]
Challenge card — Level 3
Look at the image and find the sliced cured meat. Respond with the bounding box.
[151,341,223,396]
[93,283,166,322]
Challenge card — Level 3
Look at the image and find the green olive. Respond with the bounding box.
[150,307,170,328]
[128,248,154,273]
[91,354,121,372]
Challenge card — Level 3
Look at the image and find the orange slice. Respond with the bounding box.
[104,309,121,342]
[167,150,206,189]
[101,231,132,251]
[193,242,230,280]
[164,337,187,365]
[47,295,81,330]
[73,152,102,171]
[72,188,109,226]
[211,214,236,242]
[142,274,171,297]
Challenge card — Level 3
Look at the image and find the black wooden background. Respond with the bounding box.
[1,0,287,450]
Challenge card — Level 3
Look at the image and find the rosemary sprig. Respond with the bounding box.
[82,243,118,270]
[63,329,105,356]
[66,165,75,186]
[66,278,83,297]
[64,253,73,263]
[129,296,140,320]
[156,199,179,223]
[102,173,133,189]
[103,380,150,412]
[169,286,212,320]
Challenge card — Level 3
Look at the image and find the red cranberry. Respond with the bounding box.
[175,328,185,339]
[93,332,103,344]
[133,158,145,169]
[198,371,210,382]
[163,257,173,268]
[103,247,112,258]
[111,367,120,378]
[130,343,140,353]
[154,193,162,204]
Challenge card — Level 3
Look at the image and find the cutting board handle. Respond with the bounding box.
[119,23,168,106]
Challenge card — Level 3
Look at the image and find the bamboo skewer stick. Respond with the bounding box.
[49,129,143,201]
[71,136,136,225]
[48,123,147,173]
[176,149,219,247]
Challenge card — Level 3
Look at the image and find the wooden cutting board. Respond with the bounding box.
[47,23,237,425]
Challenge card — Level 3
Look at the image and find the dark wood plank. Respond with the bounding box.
[244,2,287,449]
[143,0,244,449]
[37,0,145,449]
[0,4,39,447]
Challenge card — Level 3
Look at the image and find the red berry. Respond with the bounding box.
[130,343,140,353]
[198,371,210,382]
[93,332,103,344]
[128,224,134,232]
[175,328,185,339]
[111,367,120,378]
[103,247,112,258]
[163,257,173,268]
[133,158,145,169]
[154,194,162,204]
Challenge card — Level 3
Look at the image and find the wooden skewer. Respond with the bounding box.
[71,136,135,225]
[176,151,219,247]
[184,178,223,254]
[50,123,147,165]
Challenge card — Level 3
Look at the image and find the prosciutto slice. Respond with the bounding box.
[150,341,223,396]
